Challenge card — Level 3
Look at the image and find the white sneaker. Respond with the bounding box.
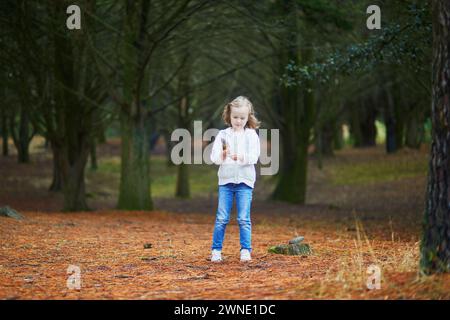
[211,249,222,262]
[240,249,251,262]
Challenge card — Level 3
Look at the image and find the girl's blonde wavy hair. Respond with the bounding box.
[222,96,261,129]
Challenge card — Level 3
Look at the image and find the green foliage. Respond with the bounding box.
[282,2,432,87]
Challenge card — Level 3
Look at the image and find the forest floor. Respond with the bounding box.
[0,138,449,299]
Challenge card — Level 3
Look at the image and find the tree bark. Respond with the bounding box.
[420,0,450,274]
[163,130,176,167]
[385,87,398,153]
[360,104,377,147]
[315,120,336,158]
[51,0,93,211]
[176,163,190,198]
[90,139,98,171]
[117,1,153,210]
[1,108,8,156]
[49,143,64,192]
[333,124,344,151]
[61,141,90,212]
[9,104,33,163]
[394,100,405,150]
[272,41,314,204]
[17,106,32,163]
[118,113,152,210]
[175,56,191,199]
[351,98,376,148]
[349,101,363,147]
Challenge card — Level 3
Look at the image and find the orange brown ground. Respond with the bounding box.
[0,139,449,299]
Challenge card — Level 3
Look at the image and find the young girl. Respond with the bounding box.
[209,96,261,262]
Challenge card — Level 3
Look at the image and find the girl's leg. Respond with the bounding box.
[211,184,234,251]
[235,183,253,251]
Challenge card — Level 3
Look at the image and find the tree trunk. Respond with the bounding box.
[1,108,8,156]
[163,130,176,167]
[360,103,377,147]
[17,106,31,163]
[176,163,190,198]
[117,0,153,210]
[118,113,152,210]
[61,141,90,212]
[10,105,33,163]
[351,98,376,148]
[97,124,107,144]
[272,128,308,203]
[385,87,397,153]
[272,46,314,204]
[405,108,424,149]
[349,101,363,147]
[49,143,64,192]
[90,139,98,171]
[394,103,405,150]
[271,1,315,204]
[333,124,344,151]
[420,0,450,274]
[175,56,191,198]
[52,1,92,211]
[316,120,336,157]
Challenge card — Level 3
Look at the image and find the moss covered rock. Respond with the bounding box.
[0,206,24,220]
[268,240,312,256]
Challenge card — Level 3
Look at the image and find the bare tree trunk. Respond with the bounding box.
[175,55,191,199]
[385,87,397,153]
[61,141,90,212]
[52,0,93,211]
[272,1,315,204]
[118,113,152,210]
[1,108,8,156]
[90,139,98,171]
[9,105,34,163]
[117,1,153,210]
[49,143,64,192]
[420,0,450,274]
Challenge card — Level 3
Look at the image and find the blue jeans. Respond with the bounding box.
[211,183,253,252]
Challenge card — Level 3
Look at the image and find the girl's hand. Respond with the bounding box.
[231,154,243,161]
[222,144,230,160]
[222,145,230,160]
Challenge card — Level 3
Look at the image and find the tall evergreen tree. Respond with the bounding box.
[420,0,450,274]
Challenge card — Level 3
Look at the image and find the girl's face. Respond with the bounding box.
[230,106,249,130]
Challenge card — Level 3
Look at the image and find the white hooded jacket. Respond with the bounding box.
[210,127,260,188]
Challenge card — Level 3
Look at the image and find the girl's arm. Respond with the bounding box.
[237,130,260,165]
[210,131,226,165]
